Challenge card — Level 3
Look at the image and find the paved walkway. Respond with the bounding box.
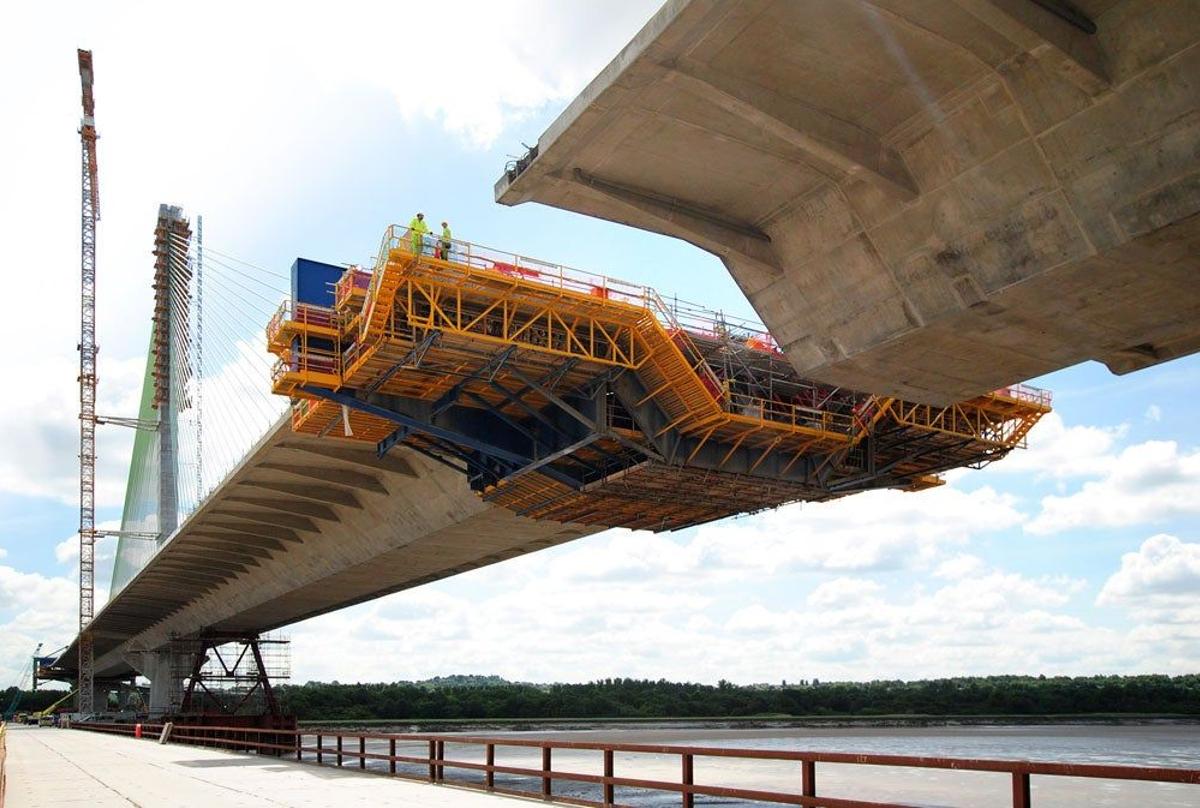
[4,725,530,807]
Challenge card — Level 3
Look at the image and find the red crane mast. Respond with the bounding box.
[77,48,99,716]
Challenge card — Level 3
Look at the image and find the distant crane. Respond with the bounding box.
[77,48,100,716]
[2,643,43,720]
[31,690,78,726]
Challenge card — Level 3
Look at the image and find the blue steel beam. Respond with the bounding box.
[431,345,518,416]
[506,366,664,463]
[300,385,581,490]
[363,330,441,396]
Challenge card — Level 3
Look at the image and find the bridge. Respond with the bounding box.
[496,0,1200,405]
[19,6,1200,805]
[50,0,1199,730]
[45,205,1050,717]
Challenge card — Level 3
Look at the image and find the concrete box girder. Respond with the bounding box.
[60,417,599,680]
[497,0,1200,404]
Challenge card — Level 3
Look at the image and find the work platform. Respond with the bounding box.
[3,725,523,808]
[266,226,1050,531]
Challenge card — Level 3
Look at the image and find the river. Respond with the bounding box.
[334,722,1199,806]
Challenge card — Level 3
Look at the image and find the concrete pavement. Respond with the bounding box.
[4,725,529,808]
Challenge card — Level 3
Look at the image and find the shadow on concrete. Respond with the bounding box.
[173,756,392,780]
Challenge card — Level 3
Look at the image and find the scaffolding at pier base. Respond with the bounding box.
[266,226,1051,531]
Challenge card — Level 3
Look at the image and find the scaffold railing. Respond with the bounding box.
[275,226,1053,445]
[262,224,1054,529]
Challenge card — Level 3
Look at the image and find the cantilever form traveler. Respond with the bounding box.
[266,223,1051,533]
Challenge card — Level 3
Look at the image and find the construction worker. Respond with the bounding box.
[438,221,453,260]
[408,212,429,255]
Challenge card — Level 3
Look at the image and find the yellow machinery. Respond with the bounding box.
[266,226,1050,530]
[31,690,76,726]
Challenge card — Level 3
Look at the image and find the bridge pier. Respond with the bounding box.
[123,648,184,717]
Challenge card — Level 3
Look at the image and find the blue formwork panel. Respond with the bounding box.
[291,258,344,308]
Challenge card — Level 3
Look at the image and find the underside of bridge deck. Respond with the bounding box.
[54,417,596,680]
[496,0,1200,405]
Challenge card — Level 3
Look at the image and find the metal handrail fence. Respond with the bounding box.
[361,227,1052,403]
[72,722,1200,808]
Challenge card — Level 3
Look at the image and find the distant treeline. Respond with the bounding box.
[273,674,1200,721]
[1,687,70,715]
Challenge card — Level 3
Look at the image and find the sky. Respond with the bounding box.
[0,1,1197,690]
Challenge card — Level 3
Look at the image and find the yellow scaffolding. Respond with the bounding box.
[265,225,1052,530]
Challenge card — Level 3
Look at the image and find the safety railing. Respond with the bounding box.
[271,226,1052,449]
[375,226,651,309]
[666,297,782,355]
[72,721,165,738]
[71,722,1200,808]
[266,300,340,348]
[1,721,7,808]
[364,228,781,363]
[993,383,1053,407]
[334,267,371,310]
[266,301,289,347]
[270,344,342,390]
[291,396,327,430]
[727,392,856,436]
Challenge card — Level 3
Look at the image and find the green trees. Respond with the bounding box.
[273,674,1200,722]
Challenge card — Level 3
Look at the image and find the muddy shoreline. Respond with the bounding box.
[302,714,1200,734]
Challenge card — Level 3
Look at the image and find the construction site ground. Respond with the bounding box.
[4,724,528,807]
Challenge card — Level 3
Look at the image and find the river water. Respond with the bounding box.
[336,722,1199,806]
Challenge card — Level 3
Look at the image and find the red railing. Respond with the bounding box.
[72,722,1200,808]
[993,383,1053,406]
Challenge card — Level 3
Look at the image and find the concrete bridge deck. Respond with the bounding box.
[53,415,597,693]
[4,725,527,808]
[497,0,1200,405]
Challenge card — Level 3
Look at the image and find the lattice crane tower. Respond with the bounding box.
[77,48,100,716]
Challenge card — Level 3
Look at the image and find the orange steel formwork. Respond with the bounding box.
[266,226,1051,530]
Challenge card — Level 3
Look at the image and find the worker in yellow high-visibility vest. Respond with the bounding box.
[439,221,452,260]
[408,212,429,255]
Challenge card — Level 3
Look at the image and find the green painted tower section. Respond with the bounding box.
[110,331,164,595]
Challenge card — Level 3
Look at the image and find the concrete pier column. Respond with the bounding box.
[124,649,186,717]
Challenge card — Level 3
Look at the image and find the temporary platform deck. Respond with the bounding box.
[266,227,1051,530]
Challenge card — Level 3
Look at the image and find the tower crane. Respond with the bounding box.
[77,48,100,716]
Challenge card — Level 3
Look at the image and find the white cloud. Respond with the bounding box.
[806,577,883,608]
[1145,404,1163,422]
[989,412,1127,479]
[1098,535,1200,607]
[0,0,659,508]
[0,565,80,686]
[281,511,1169,685]
[689,484,1024,574]
[53,524,120,567]
[1096,535,1200,666]
[1027,441,1200,534]
[4,3,1197,689]
[933,553,984,579]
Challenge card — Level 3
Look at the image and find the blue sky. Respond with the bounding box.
[1,1,1197,688]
